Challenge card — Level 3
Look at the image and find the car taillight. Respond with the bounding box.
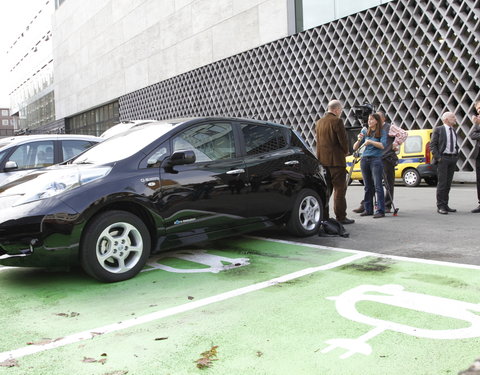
[425,141,431,164]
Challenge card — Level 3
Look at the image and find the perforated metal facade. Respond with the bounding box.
[119,0,480,172]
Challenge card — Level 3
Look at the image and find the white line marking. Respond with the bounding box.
[248,236,480,270]
[0,252,367,362]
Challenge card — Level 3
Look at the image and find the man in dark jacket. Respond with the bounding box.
[470,100,480,213]
[315,99,354,224]
[430,112,458,214]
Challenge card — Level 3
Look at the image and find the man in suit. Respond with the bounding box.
[470,100,480,213]
[430,112,458,214]
[315,99,354,224]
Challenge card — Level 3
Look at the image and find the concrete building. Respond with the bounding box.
[6,0,56,133]
[9,0,480,179]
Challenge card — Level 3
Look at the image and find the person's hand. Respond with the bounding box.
[357,132,364,141]
[392,143,399,152]
[472,115,480,125]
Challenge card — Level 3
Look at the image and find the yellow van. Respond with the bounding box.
[346,129,436,187]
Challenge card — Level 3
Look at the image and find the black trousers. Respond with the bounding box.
[436,154,458,208]
[382,157,396,209]
[476,157,480,205]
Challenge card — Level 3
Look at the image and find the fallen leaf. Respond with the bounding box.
[103,371,128,375]
[0,358,19,367]
[256,351,263,357]
[155,337,168,341]
[26,338,63,346]
[82,357,98,363]
[195,345,219,369]
[188,296,194,300]
[90,332,104,337]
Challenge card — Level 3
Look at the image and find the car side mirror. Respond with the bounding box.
[4,161,18,171]
[163,150,196,167]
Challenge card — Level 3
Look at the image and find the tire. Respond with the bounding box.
[286,189,323,237]
[403,168,421,187]
[425,177,438,186]
[80,210,151,282]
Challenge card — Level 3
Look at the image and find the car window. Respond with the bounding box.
[62,140,96,161]
[403,135,422,153]
[172,122,235,162]
[8,141,55,169]
[241,124,287,155]
[73,123,179,164]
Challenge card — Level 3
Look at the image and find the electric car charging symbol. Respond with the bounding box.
[144,250,250,273]
[322,284,480,359]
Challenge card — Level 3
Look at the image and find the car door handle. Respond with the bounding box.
[284,160,299,165]
[226,169,245,175]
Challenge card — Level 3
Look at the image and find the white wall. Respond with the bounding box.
[52,0,289,119]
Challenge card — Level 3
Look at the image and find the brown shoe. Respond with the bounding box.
[352,205,364,213]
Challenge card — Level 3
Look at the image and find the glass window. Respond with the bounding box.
[1,110,8,116]
[241,124,287,155]
[9,141,55,169]
[172,123,235,162]
[61,140,96,161]
[2,120,9,126]
[403,136,422,153]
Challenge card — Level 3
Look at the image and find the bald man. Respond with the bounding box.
[430,112,459,214]
[315,99,354,224]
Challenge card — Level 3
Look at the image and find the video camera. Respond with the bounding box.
[351,103,375,127]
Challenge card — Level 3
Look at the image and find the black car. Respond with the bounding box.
[0,118,329,282]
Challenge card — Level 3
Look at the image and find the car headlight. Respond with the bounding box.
[13,166,111,206]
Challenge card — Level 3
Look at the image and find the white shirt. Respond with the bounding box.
[443,124,457,154]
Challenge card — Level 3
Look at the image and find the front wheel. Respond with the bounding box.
[80,210,151,282]
[403,168,421,187]
[286,189,323,237]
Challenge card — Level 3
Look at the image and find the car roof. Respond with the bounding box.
[0,134,102,150]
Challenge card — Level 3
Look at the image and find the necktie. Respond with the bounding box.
[449,127,455,153]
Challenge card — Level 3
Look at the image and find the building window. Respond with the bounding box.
[2,120,9,126]
[1,110,8,116]
[67,101,120,136]
[295,0,393,32]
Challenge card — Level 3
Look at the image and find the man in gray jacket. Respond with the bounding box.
[471,100,480,213]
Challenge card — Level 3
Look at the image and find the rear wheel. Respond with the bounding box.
[287,189,323,237]
[80,210,151,282]
[403,168,421,187]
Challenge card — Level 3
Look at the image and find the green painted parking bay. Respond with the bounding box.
[0,238,479,374]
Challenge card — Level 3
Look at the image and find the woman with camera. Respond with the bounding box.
[353,113,388,218]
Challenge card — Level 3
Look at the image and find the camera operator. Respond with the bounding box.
[377,112,408,212]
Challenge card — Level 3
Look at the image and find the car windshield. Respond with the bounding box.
[72,122,181,164]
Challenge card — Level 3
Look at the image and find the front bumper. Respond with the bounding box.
[0,199,82,267]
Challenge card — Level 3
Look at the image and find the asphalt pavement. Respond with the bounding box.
[260,182,480,266]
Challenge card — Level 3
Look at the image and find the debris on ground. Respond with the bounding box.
[195,345,219,369]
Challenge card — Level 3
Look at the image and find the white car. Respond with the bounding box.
[0,134,102,185]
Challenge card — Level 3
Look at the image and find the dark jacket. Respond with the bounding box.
[470,124,480,159]
[315,112,348,167]
[430,124,459,163]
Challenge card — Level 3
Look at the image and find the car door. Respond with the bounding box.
[239,122,304,219]
[157,121,250,236]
